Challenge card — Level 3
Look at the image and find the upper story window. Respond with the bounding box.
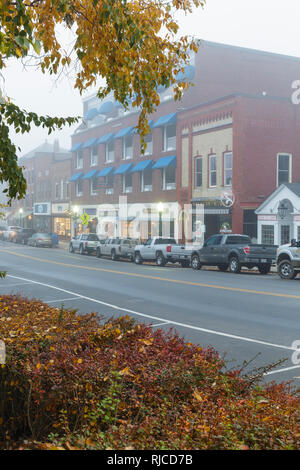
[277,154,291,186]
[195,157,202,188]
[163,124,176,152]
[90,177,98,196]
[209,154,217,187]
[105,174,114,195]
[141,169,152,192]
[123,172,133,193]
[76,149,83,169]
[105,141,114,163]
[123,135,133,160]
[144,134,153,155]
[55,182,59,199]
[90,144,98,166]
[65,181,69,199]
[76,180,83,197]
[224,152,232,186]
[162,166,176,190]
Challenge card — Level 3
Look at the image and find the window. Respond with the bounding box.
[298,226,300,241]
[162,165,176,190]
[163,124,176,151]
[65,181,69,199]
[123,172,132,193]
[55,182,59,199]
[277,154,291,186]
[144,134,153,155]
[105,141,114,162]
[105,174,114,194]
[209,155,217,187]
[61,180,64,200]
[206,235,223,246]
[243,210,257,240]
[225,236,251,245]
[90,177,98,196]
[281,225,290,245]
[141,169,152,192]
[224,152,232,186]
[123,135,133,160]
[76,180,83,197]
[261,225,274,245]
[195,157,202,188]
[76,149,83,169]
[90,145,98,166]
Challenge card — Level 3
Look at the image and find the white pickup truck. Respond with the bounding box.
[277,239,300,279]
[134,237,190,267]
[96,238,138,261]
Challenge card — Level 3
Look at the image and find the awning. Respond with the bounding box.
[152,155,176,169]
[114,126,134,139]
[99,101,114,114]
[84,108,99,121]
[70,142,83,152]
[82,138,98,149]
[114,163,133,175]
[153,113,177,128]
[69,172,84,182]
[98,132,114,144]
[131,160,153,172]
[98,166,115,177]
[82,169,99,180]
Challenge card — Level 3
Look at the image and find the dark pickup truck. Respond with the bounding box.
[191,234,277,274]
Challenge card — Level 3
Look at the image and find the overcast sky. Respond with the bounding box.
[4,0,300,157]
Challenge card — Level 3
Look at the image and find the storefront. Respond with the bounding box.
[255,183,300,245]
[52,203,71,240]
[191,198,232,241]
[33,202,52,233]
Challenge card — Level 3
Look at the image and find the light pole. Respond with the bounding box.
[72,206,79,237]
[157,202,163,237]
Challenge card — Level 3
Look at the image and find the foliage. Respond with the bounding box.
[0,0,205,201]
[0,295,299,450]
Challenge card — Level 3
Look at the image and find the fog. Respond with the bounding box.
[3,0,300,156]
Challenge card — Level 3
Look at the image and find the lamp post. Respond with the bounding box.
[19,208,23,227]
[72,206,79,237]
[278,201,288,220]
[157,202,163,237]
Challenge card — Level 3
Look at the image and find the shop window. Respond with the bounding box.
[281,225,290,245]
[243,210,257,240]
[277,154,291,186]
[261,225,274,245]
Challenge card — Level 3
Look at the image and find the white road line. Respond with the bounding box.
[151,322,171,327]
[7,274,298,353]
[45,297,83,303]
[0,282,34,288]
[264,365,300,376]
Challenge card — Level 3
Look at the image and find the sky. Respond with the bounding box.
[4,0,300,157]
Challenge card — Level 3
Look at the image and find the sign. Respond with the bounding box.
[80,212,90,226]
[258,215,277,221]
[33,202,51,215]
[52,203,69,214]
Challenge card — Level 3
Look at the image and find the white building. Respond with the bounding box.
[255,183,300,245]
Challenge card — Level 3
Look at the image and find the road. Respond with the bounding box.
[0,240,299,386]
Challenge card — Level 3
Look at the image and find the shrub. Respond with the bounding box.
[0,295,299,450]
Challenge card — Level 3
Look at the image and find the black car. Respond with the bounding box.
[12,228,36,244]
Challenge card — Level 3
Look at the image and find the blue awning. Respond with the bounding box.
[131,160,153,172]
[152,155,176,169]
[98,166,115,177]
[70,142,83,152]
[114,163,133,175]
[82,138,98,149]
[84,108,99,121]
[114,126,134,139]
[98,132,115,144]
[99,101,114,114]
[82,169,99,180]
[153,113,177,128]
[69,172,84,182]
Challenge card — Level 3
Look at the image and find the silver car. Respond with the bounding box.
[27,232,53,248]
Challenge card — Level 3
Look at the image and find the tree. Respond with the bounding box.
[0,0,205,203]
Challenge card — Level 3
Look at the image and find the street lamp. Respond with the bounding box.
[278,201,288,220]
[157,202,163,237]
[19,208,23,227]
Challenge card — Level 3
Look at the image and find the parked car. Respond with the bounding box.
[11,228,36,244]
[69,233,100,255]
[277,239,300,279]
[3,226,22,242]
[27,232,53,248]
[0,224,8,240]
[190,234,278,274]
[96,238,139,261]
[134,237,190,267]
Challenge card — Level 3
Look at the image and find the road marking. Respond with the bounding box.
[2,249,300,300]
[0,282,33,288]
[45,297,83,303]
[7,274,298,353]
[151,322,171,327]
[264,365,300,376]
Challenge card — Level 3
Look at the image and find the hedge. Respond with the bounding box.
[0,295,299,450]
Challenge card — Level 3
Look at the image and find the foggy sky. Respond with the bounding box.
[3,0,300,157]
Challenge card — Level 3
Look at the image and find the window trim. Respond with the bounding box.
[277,153,292,187]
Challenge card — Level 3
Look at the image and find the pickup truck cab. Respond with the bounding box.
[134,237,190,267]
[96,238,138,261]
[69,233,100,255]
[277,239,300,279]
[191,234,277,274]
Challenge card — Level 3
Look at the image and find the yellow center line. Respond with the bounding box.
[1,248,300,300]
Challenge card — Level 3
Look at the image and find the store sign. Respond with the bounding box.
[294,215,300,221]
[33,203,51,215]
[52,203,69,214]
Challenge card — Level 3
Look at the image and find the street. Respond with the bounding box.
[0,240,299,386]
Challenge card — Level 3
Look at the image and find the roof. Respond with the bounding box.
[284,182,300,198]
[20,140,70,161]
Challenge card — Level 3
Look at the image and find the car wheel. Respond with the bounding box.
[34,241,38,248]
[217,264,228,272]
[111,250,118,261]
[134,252,143,265]
[96,247,101,258]
[191,255,201,270]
[278,260,296,280]
[69,243,74,253]
[229,256,241,274]
[79,244,85,255]
[156,252,166,267]
[258,264,271,275]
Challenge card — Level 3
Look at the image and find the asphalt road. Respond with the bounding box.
[0,240,299,387]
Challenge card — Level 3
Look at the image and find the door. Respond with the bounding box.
[200,235,220,264]
[142,238,154,259]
